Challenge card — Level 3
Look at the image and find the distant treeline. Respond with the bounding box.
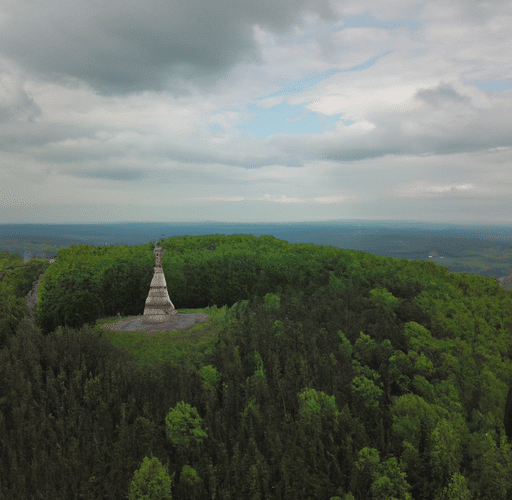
[4,221,512,275]
[1,235,512,499]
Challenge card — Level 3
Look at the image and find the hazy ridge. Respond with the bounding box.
[2,221,512,281]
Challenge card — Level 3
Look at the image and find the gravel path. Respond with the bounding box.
[25,274,43,309]
[102,312,210,332]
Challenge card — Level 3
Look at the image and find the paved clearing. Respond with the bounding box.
[102,312,210,332]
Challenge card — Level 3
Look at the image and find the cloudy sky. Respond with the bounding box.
[1,0,511,224]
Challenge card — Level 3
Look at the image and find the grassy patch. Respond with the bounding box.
[95,306,228,368]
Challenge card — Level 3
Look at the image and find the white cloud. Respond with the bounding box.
[312,195,351,203]
[396,182,476,198]
[1,0,512,223]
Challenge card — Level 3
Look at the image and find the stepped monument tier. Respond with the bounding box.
[142,246,176,323]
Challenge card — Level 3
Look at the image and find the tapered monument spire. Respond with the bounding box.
[142,246,176,323]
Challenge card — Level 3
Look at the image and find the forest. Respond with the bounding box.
[2,233,512,499]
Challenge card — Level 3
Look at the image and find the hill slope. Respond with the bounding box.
[1,234,512,499]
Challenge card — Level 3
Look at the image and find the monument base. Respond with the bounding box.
[142,307,177,324]
[142,265,176,324]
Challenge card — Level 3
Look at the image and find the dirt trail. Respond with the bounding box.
[24,274,43,309]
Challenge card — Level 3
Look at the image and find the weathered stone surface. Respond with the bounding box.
[103,312,209,332]
[142,247,176,323]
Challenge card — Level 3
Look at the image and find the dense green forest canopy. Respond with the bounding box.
[2,234,512,499]
[0,251,49,347]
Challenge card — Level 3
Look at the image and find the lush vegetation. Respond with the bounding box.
[0,251,49,347]
[36,234,336,332]
[2,234,512,499]
[97,307,224,368]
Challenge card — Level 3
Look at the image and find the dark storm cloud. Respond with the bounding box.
[0,0,335,94]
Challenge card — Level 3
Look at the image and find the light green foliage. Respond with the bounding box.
[165,401,207,450]
[351,374,382,409]
[229,299,249,317]
[414,352,435,376]
[371,457,412,500]
[391,393,446,451]
[430,418,466,487]
[179,464,201,494]
[253,350,264,373]
[351,447,381,494]
[338,330,353,358]
[199,364,221,392]
[369,287,400,314]
[404,321,436,353]
[411,374,436,401]
[434,376,464,414]
[437,473,472,500]
[467,432,512,500]
[354,332,376,364]
[272,319,284,338]
[389,350,413,392]
[242,351,268,406]
[391,348,435,383]
[264,292,280,310]
[129,456,172,500]
[242,396,260,420]
[356,447,380,468]
[299,387,339,418]
[298,387,339,433]
[352,448,411,500]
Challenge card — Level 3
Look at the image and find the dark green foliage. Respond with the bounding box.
[2,235,512,498]
[0,320,202,499]
[37,243,154,332]
[505,386,512,439]
[0,252,50,346]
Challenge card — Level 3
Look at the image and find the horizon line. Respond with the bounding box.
[1,219,510,227]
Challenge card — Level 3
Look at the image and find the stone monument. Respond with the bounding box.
[142,246,176,323]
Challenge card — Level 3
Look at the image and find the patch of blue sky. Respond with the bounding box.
[468,80,512,92]
[238,102,354,139]
[208,123,225,136]
[259,50,392,100]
